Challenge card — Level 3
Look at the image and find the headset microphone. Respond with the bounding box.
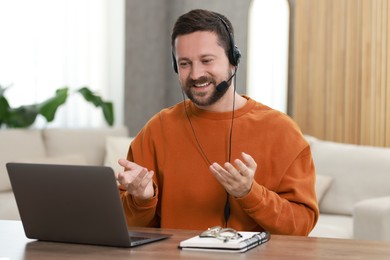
[216,69,236,92]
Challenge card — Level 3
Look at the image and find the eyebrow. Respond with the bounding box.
[177,54,217,62]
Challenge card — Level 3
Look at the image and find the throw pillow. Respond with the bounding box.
[104,136,134,173]
[0,129,46,192]
[316,174,333,203]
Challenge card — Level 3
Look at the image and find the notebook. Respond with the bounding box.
[6,162,171,248]
[179,231,270,253]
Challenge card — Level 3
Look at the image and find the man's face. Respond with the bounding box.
[174,31,232,107]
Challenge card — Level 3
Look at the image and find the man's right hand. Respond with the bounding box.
[116,159,155,200]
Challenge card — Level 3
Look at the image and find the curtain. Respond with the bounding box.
[0,0,124,128]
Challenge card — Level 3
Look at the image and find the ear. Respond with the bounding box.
[230,64,236,74]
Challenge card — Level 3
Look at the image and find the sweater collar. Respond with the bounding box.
[187,95,256,120]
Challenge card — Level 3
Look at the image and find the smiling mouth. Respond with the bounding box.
[193,82,211,88]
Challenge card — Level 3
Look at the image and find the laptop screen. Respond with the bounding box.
[7,163,170,247]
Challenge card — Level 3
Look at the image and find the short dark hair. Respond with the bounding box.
[171,9,235,61]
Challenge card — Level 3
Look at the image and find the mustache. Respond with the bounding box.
[186,76,216,88]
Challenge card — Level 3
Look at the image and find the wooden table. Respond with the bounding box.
[1,220,390,259]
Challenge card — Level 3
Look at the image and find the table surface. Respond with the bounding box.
[1,220,390,260]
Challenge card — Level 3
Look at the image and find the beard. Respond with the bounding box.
[182,72,231,107]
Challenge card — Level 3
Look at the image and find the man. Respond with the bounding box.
[117,9,318,236]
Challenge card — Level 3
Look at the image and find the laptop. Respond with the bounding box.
[6,162,171,248]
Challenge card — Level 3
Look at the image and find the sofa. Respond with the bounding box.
[0,127,133,220]
[306,135,390,241]
[1,128,390,241]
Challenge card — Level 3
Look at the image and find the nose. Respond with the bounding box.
[189,62,205,80]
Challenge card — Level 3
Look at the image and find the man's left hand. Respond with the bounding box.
[209,152,257,198]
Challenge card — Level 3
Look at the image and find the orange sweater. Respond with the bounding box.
[120,96,319,235]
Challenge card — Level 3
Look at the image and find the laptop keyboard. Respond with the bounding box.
[129,236,149,242]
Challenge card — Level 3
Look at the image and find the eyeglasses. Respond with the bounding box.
[199,226,243,242]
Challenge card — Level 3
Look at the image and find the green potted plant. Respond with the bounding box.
[0,85,114,128]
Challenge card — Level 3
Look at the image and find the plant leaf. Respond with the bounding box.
[0,85,7,97]
[77,87,114,126]
[38,88,69,122]
[6,104,39,128]
[78,87,106,106]
[0,85,114,128]
[100,101,114,126]
[0,96,10,127]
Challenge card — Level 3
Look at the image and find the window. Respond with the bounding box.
[247,0,290,113]
[0,0,124,128]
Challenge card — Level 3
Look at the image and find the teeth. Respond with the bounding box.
[194,82,209,87]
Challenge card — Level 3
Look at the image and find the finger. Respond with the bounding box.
[214,163,240,187]
[241,152,257,170]
[209,163,228,183]
[116,171,133,183]
[115,172,127,187]
[233,159,249,176]
[118,158,127,167]
[116,171,127,181]
[139,171,154,189]
[130,170,154,197]
[210,162,223,172]
[118,158,141,170]
[223,162,241,177]
[209,163,222,176]
[129,167,149,187]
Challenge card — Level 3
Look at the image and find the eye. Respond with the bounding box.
[179,61,190,68]
[202,58,213,64]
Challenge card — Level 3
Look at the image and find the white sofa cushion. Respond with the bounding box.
[353,196,390,241]
[42,127,128,166]
[104,136,134,173]
[0,129,46,192]
[310,139,390,215]
[0,191,20,220]
[304,134,318,146]
[15,154,88,165]
[309,213,353,239]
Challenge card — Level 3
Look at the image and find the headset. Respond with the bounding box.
[172,14,241,73]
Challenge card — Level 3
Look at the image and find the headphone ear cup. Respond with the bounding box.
[227,32,241,66]
[232,46,241,66]
[172,52,178,73]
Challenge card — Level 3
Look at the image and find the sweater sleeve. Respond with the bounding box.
[118,122,161,228]
[235,145,319,235]
[119,182,160,227]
